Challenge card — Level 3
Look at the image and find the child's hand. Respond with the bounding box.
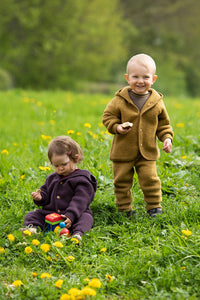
[31,189,42,201]
[61,215,72,228]
[162,138,172,153]
[117,124,132,135]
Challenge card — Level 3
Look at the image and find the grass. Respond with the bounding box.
[0,89,200,299]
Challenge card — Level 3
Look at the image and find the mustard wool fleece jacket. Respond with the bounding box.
[102,86,174,162]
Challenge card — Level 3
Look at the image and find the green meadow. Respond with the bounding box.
[0,89,200,299]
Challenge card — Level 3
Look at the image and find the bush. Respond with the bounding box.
[0,68,13,90]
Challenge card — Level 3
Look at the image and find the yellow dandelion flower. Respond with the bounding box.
[98,122,104,127]
[100,247,107,252]
[32,239,40,246]
[60,294,73,300]
[176,123,184,128]
[105,274,113,282]
[68,288,81,296]
[1,149,8,155]
[12,280,23,287]
[7,234,15,242]
[13,143,18,146]
[41,134,51,140]
[23,230,32,236]
[0,247,5,254]
[40,243,51,253]
[81,287,96,296]
[40,273,52,279]
[25,246,33,254]
[20,174,25,180]
[39,166,51,171]
[88,278,102,288]
[105,130,112,135]
[66,255,75,262]
[46,256,52,261]
[49,119,55,125]
[181,156,187,159]
[76,132,82,136]
[32,272,37,277]
[53,241,64,248]
[84,123,91,128]
[71,237,79,244]
[181,266,186,270]
[55,279,63,288]
[53,110,56,113]
[37,101,42,106]
[67,130,75,135]
[84,278,90,284]
[182,229,192,236]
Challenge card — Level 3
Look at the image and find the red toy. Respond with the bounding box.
[45,213,70,236]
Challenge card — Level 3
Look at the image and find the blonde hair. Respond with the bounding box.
[126,53,156,75]
[48,136,83,163]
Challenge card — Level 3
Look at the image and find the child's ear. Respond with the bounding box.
[152,75,157,83]
[124,74,129,83]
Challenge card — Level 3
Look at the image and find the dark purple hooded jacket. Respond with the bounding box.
[34,169,97,223]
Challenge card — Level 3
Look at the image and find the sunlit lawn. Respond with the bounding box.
[0,90,200,299]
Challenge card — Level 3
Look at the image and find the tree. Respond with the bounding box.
[0,0,127,89]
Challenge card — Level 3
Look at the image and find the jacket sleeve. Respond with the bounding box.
[156,101,174,142]
[33,178,51,207]
[102,97,122,134]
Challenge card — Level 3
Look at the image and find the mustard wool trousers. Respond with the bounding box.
[112,156,162,212]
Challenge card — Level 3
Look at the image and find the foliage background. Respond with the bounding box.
[0,0,200,96]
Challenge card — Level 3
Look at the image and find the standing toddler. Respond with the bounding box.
[102,53,173,217]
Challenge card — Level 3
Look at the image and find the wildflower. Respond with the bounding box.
[25,246,33,254]
[81,287,96,296]
[12,280,23,287]
[0,247,5,254]
[76,132,82,136]
[32,272,37,277]
[53,241,64,248]
[7,234,15,242]
[98,122,104,127]
[20,174,25,180]
[68,288,81,296]
[53,110,56,113]
[32,239,40,246]
[37,101,42,106]
[100,247,107,253]
[39,166,51,171]
[84,278,90,284]
[41,134,51,140]
[181,156,187,159]
[84,122,91,128]
[182,229,192,236]
[40,273,52,279]
[1,149,8,155]
[60,294,73,300]
[181,266,186,270]
[55,279,63,288]
[40,243,51,253]
[49,119,55,125]
[71,237,79,244]
[23,230,32,236]
[105,274,113,282]
[88,278,102,288]
[67,130,74,135]
[66,255,75,262]
[46,256,52,261]
[176,123,184,128]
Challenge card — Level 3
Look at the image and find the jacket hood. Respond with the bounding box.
[115,86,163,104]
[53,169,97,192]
